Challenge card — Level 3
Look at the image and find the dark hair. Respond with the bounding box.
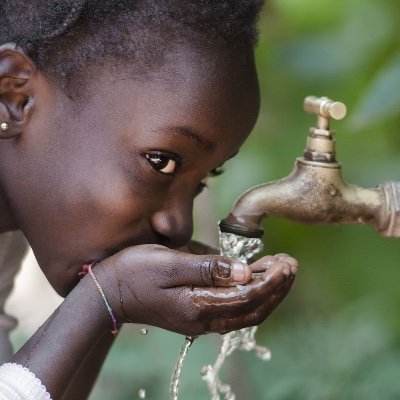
[0,0,264,86]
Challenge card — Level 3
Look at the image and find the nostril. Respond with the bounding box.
[157,234,191,249]
[151,210,193,248]
[154,231,171,247]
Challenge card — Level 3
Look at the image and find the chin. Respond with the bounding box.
[43,261,83,298]
[61,282,78,298]
[39,247,123,298]
[50,276,80,298]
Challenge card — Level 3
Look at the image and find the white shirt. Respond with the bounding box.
[0,232,51,399]
[0,363,51,400]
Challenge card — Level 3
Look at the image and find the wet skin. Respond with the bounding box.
[100,246,298,336]
[0,43,298,335]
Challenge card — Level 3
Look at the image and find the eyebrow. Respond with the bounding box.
[153,126,216,151]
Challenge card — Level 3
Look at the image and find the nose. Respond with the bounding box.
[150,197,194,248]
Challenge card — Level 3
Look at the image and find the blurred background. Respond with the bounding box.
[6,0,400,398]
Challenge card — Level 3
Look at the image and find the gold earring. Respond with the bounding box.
[0,122,9,131]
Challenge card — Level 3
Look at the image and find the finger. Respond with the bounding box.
[112,244,252,289]
[274,253,299,274]
[246,260,295,303]
[249,255,278,272]
[205,273,296,334]
[196,257,252,287]
[243,275,295,326]
[274,252,290,258]
[189,261,295,317]
[250,254,299,274]
[183,259,297,335]
[159,248,253,288]
[263,260,291,279]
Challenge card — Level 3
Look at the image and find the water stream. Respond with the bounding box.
[170,336,196,400]
[170,231,269,400]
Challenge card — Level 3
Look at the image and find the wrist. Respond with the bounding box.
[75,271,113,334]
[93,255,136,325]
[80,262,120,335]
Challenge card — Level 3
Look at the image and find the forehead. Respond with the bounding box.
[151,44,260,128]
[77,45,260,153]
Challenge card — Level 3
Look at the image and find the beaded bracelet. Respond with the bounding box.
[79,262,119,336]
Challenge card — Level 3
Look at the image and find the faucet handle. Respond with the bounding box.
[302,95,347,162]
[304,96,347,120]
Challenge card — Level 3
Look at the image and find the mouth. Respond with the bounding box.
[57,232,169,298]
[66,246,119,287]
[80,247,120,269]
[80,232,166,268]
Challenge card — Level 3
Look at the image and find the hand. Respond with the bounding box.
[189,253,298,334]
[95,245,298,336]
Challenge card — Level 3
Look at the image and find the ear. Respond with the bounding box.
[0,43,36,139]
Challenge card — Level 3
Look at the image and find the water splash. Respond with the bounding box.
[170,231,267,400]
[219,232,264,263]
[201,232,269,400]
[170,336,196,400]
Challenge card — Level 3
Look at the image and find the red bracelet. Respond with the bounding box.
[79,262,119,336]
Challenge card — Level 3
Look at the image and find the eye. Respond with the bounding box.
[196,166,226,196]
[209,166,225,177]
[196,181,207,196]
[144,152,180,175]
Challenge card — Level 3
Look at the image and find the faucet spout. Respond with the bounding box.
[220,96,400,239]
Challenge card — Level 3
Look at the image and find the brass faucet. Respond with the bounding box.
[220,96,400,239]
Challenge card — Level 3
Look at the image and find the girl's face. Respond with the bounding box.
[2,46,260,296]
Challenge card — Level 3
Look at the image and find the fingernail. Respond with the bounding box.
[291,264,299,275]
[282,263,291,276]
[215,261,232,279]
[232,262,247,282]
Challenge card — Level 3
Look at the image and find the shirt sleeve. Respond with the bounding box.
[0,363,52,400]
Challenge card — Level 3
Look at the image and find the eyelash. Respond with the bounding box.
[198,166,225,194]
[209,167,225,177]
[143,151,225,194]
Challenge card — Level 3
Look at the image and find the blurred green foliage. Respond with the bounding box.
[92,1,400,398]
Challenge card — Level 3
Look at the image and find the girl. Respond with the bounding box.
[0,1,298,398]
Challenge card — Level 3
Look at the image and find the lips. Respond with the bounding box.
[60,227,173,297]
[81,230,169,267]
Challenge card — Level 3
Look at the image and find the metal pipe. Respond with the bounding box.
[220,96,400,239]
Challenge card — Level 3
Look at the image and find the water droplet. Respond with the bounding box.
[257,347,272,361]
[140,328,148,335]
[138,388,146,398]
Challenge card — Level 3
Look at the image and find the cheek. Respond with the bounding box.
[65,176,150,232]
[25,170,150,256]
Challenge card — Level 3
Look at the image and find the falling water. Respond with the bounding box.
[170,231,268,400]
[170,336,196,400]
[201,231,269,400]
[218,231,264,263]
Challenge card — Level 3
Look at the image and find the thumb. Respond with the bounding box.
[166,250,252,287]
